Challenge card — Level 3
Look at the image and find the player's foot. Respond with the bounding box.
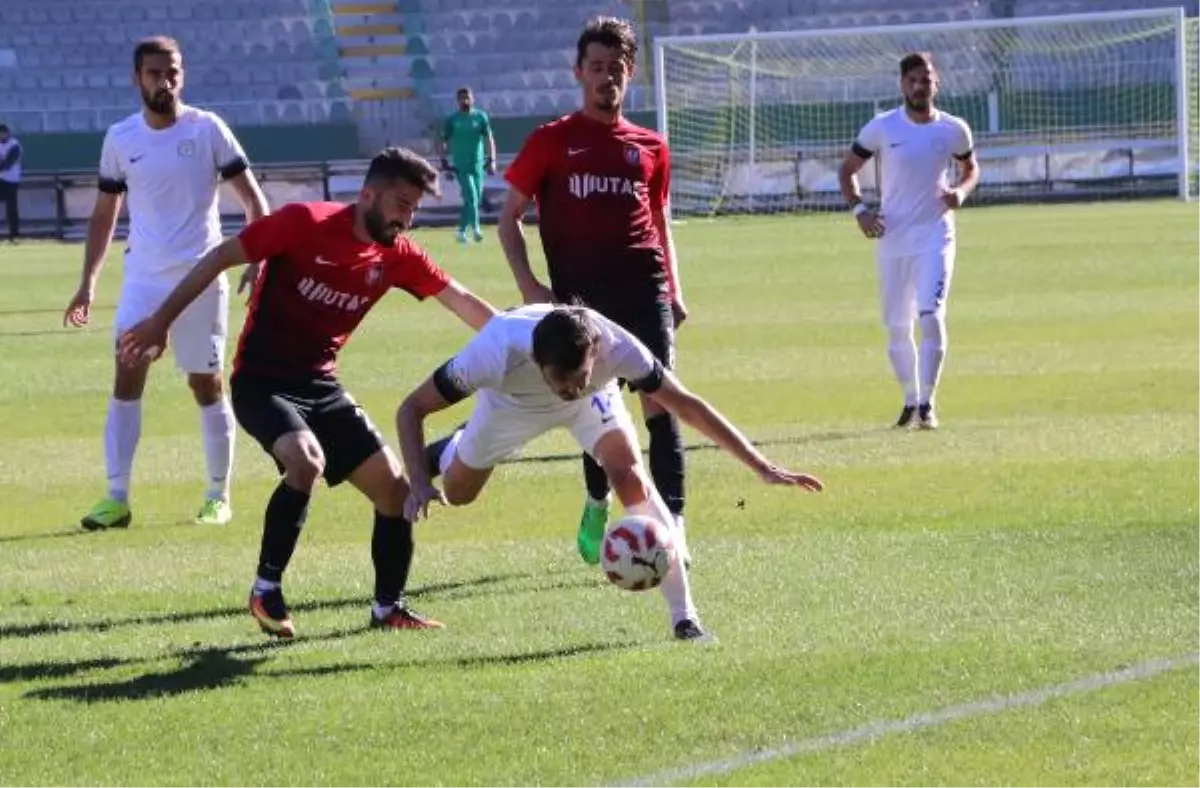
[195,498,232,525]
[455,229,468,244]
[249,587,295,639]
[369,603,445,630]
[576,497,610,565]
[472,227,484,243]
[674,619,716,643]
[918,402,939,430]
[894,405,917,429]
[80,498,132,531]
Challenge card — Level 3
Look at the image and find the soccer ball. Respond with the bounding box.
[601,515,675,592]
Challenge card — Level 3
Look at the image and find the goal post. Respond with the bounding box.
[653,8,1193,217]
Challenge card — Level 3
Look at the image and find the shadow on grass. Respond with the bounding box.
[500,430,864,467]
[0,529,95,545]
[23,640,639,703]
[0,569,592,639]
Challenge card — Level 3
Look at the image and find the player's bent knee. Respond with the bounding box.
[187,372,223,406]
[442,458,489,506]
[274,432,325,489]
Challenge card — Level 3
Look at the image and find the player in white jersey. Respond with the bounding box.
[62,36,269,530]
[395,305,824,642]
[838,52,981,430]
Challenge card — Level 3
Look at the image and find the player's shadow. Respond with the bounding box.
[0,529,93,545]
[0,570,577,639]
[502,430,863,466]
[23,639,638,704]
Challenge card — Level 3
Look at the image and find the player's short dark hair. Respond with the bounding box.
[456,86,472,97]
[134,36,182,72]
[365,146,440,197]
[899,51,935,77]
[0,124,9,134]
[576,16,638,69]
[532,307,601,372]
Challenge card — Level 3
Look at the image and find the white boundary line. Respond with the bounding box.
[615,653,1199,787]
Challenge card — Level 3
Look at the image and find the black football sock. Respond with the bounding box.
[582,452,611,503]
[256,481,311,583]
[372,511,414,608]
[647,413,685,517]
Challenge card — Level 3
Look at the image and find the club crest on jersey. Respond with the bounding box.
[624,146,641,165]
[177,139,196,158]
[365,263,385,287]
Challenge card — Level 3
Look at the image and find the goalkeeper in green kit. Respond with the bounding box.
[439,86,497,244]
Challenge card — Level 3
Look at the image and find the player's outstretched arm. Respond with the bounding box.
[434,279,498,331]
[64,192,123,328]
[395,377,455,521]
[118,236,251,364]
[646,372,824,491]
[497,187,553,304]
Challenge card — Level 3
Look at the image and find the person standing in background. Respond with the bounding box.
[0,124,22,243]
[439,87,496,244]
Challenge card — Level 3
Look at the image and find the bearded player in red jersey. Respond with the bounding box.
[498,17,691,569]
[119,148,496,639]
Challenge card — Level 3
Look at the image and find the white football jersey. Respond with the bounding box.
[443,304,660,412]
[98,105,249,281]
[854,107,974,252]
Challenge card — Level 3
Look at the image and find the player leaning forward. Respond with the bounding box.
[396,304,825,642]
[64,36,269,528]
[838,51,981,430]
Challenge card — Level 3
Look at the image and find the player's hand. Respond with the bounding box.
[237,262,261,303]
[484,157,497,176]
[940,188,965,211]
[756,462,824,492]
[63,285,95,328]
[519,280,555,305]
[671,297,689,327]
[117,316,168,367]
[404,482,447,523]
[855,210,885,239]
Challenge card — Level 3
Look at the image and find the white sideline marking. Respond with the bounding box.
[615,653,1199,787]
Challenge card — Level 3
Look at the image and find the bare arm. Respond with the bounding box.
[838,148,885,239]
[486,132,497,167]
[652,206,686,324]
[433,278,498,331]
[227,169,269,224]
[79,192,123,292]
[646,372,823,490]
[945,153,981,207]
[396,377,456,511]
[497,186,552,303]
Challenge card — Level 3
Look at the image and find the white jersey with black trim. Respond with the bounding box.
[440,304,661,412]
[854,107,974,253]
[97,105,249,281]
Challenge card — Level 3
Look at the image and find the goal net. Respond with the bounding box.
[653,8,1193,216]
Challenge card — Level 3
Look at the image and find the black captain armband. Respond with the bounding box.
[432,360,472,404]
[628,360,666,394]
[953,149,974,161]
[219,156,250,180]
[98,178,127,195]
[851,142,874,160]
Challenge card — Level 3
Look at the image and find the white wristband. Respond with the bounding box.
[851,202,868,217]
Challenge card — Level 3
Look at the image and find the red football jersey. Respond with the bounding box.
[504,112,674,299]
[234,202,450,378]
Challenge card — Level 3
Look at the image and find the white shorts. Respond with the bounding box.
[876,240,956,328]
[456,383,636,470]
[114,273,229,374]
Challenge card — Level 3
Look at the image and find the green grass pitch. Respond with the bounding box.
[0,201,1195,785]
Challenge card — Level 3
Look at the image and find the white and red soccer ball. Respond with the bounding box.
[601,515,675,592]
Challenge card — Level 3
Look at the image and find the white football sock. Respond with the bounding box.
[918,312,947,407]
[253,576,281,594]
[887,325,919,406]
[201,397,236,502]
[627,493,697,625]
[105,398,142,503]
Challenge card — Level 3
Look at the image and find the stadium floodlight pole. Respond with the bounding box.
[1174,6,1190,202]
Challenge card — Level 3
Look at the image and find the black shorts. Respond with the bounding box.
[230,372,384,487]
[555,286,676,388]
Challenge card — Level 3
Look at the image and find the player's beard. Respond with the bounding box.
[364,202,404,246]
[594,85,622,114]
[143,87,178,115]
[904,93,931,114]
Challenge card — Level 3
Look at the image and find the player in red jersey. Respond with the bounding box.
[498,17,691,569]
[119,148,496,639]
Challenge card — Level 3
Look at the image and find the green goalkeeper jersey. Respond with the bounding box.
[443,108,492,167]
